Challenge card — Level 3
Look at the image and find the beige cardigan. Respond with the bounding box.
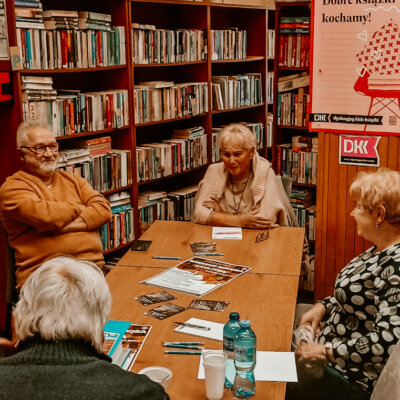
[192,152,297,227]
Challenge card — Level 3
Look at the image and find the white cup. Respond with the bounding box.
[202,350,227,400]
[138,366,173,391]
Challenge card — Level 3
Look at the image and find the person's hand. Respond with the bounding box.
[58,216,88,233]
[238,213,274,229]
[202,197,221,212]
[297,303,325,332]
[295,342,327,365]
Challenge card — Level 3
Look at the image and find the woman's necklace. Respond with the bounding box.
[231,174,250,215]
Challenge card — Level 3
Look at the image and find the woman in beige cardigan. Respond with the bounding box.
[193,123,295,228]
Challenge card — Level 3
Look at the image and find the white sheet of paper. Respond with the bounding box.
[174,318,224,341]
[212,227,242,240]
[198,350,298,382]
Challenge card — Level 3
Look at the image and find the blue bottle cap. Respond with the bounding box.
[229,312,240,320]
[239,320,251,328]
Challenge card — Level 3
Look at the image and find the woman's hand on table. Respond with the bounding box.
[239,214,273,229]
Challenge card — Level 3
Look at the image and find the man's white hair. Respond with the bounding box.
[13,256,111,353]
[16,120,52,147]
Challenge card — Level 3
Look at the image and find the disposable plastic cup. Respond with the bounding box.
[138,366,172,391]
[202,350,227,400]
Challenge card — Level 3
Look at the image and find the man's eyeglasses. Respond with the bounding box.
[19,143,59,154]
[255,230,269,243]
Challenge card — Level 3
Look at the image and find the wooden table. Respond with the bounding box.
[107,221,304,399]
[116,220,305,276]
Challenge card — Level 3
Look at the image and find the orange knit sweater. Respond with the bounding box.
[0,170,112,288]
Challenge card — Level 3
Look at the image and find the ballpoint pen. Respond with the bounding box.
[195,252,224,256]
[164,350,202,355]
[174,321,211,331]
[152,256,182,260]
[162,343,203,350]
[163,341,204,346]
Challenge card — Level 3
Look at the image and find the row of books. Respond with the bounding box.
[138,185,198,234]
[277,86,309,127]
[132,24,206,64]
[58,140,132,193]
[279,16,310,34]
[16,26,126,70]
[101,192,135,251]
[22,78,129,136]
[277,140,318,184]
[290,186,316,241]
[278,33,310,68]
[137,130,208,182]
[211,121,266,162]
[134,81,208,124]
[210,28,247,61]
[211,73,262,111]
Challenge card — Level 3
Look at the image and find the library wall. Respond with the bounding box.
[315,132,400,300]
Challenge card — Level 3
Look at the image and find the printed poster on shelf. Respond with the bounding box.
[310,0,400,135]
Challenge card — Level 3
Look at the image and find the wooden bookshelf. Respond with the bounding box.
[0,0,274,331]
[273,1,316,293]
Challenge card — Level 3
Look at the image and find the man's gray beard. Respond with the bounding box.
[39,161,57,175]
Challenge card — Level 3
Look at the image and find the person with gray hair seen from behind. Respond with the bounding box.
[0,256,169,400]
[193,123,295,229]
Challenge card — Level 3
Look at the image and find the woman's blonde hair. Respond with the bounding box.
[13,256,111,353]
[218,123,257,151]
[349,168,400,224]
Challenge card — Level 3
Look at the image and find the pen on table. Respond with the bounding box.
[163,343,203,350]
[164,350,202,355]
[152,256,182,260]
[195,252,224,256]
[163,341,204,346]
[174,322,211,331]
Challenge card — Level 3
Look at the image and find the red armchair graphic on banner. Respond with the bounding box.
[310,2,400,135]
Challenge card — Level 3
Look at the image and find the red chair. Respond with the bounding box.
[354,71,400,131]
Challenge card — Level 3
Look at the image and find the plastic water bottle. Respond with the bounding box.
[233,320,256,398]
[223,312,241,388]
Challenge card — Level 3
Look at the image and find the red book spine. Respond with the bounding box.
[97,31,103,66]
[61,30,68,68]
[276,145,282,176]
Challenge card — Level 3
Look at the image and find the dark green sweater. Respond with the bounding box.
[0,337,170,400]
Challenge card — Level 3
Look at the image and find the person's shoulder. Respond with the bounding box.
[0,170,32,196]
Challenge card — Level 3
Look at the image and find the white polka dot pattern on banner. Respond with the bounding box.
[317,243,400,393]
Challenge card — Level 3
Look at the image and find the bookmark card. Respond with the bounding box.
[212,227,242,240]
[145,302,186,320]
[134,291,176,306]
[188,299,229,312]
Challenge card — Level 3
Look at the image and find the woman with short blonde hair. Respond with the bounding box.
[193,123,294,229]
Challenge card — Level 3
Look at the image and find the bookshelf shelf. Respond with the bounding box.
[102,184,134,196]
[279,66,310,72]
[134,60,207,67]
[56,126,130,141]
[211,103,264,114]
[278,125,309,130]
[20,65,127,74]
[138,164,208,186]
[135,112,207,127]
[211,56,265,64]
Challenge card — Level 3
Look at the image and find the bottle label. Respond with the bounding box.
[234,346,255,362]
[223,337,234,352]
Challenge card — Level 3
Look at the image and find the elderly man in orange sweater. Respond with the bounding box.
[0,120,112,290]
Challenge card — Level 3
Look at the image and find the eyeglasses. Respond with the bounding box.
[20,143,59,154]
[255,230,269,243]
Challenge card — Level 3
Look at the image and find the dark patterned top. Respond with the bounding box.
[318,243,400,393]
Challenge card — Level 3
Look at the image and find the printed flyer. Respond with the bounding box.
[140,257,251,296]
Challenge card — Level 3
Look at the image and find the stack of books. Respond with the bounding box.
[101,191,134,251]
[42,10,78,30]
[78,11,112,31]
[15,3,44,29]
[290,187,316,241]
